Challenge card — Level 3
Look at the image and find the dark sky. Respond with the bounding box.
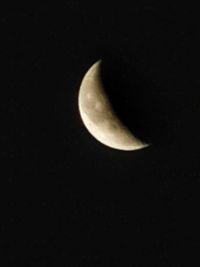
[1,2,200,266]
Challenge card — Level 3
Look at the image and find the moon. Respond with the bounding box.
[78,60,149,151]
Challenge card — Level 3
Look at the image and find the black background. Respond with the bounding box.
[1,2,200,266]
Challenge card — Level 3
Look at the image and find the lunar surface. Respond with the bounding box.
[78,60,149,151]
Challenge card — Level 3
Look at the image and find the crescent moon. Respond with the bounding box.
[78,60,149,151]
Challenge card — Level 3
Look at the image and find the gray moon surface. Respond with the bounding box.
[78,60,149,151]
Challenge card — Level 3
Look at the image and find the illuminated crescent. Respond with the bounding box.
[78,60,149,151]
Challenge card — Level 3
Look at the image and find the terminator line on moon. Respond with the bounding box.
[78,60,149,151]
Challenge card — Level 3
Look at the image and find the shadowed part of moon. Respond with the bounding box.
[78,60,149,151]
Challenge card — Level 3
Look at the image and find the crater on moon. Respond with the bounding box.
[95,101,103,111]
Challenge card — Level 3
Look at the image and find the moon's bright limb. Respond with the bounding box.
[78,60,149,151]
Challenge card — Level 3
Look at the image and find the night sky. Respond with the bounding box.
[1,2,200,266]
